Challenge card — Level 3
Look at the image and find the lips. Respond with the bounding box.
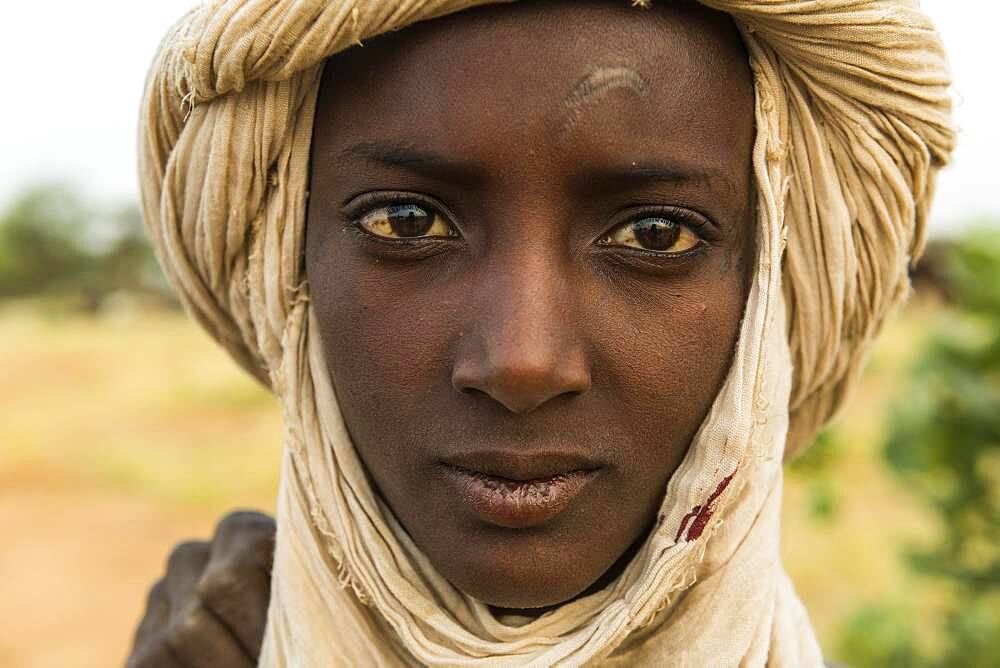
[439,451,601,529]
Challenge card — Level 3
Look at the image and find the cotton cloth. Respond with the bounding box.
[138,1,954,665]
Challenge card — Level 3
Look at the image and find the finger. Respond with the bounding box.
[164,601,253,668]
[130,579,171,659]
[213,511,275,571]
[130,541,209,667]
[126,636,187,668]
[197,559,271,660]
[163,541,210,607]
[198,512,275,658]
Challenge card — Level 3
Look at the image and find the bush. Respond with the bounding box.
[837,227,1000,667]
[0,183,173,308]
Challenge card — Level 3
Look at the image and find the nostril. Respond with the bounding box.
[451,336,592,414]
[457,385,490,400]
[453,365,591,415]
[452,367,479,395]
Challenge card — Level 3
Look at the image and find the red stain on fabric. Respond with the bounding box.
[674,471,736,543]
[674,506,702,542]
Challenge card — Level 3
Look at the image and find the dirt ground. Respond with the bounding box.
[0,304,281,667]
[0,470,228,667]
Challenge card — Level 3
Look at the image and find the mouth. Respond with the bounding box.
[439,452,601,529]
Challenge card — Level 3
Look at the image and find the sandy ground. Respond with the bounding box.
[0,470,224,667]
[1,305,280,667]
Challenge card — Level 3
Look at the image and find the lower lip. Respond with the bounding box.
[442,465,597,529]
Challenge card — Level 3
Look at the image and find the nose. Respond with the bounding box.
[451,258,592,414]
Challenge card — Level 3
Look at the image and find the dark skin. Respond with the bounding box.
[128,512,274,667]
[129,1,754,664]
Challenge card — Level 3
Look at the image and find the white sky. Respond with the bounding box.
[1,1,997,234]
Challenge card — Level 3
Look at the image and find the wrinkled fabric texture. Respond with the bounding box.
[138,1,954,665]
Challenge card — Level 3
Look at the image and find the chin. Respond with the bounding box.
[438,536,604,610]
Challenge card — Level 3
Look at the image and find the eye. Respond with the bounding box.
[357,203,456,239]
[599,216,702,254]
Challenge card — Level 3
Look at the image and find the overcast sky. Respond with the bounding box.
[2,1,996,235]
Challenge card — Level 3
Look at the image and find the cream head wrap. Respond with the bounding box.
[139,1,954,665]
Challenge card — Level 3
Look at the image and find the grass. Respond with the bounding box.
[0,298,947,666]
[0,300,283,510]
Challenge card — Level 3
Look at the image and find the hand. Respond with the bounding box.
[127,511,275,667]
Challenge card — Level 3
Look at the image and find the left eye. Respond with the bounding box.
[357,204,456,239]
[599,217,701,253]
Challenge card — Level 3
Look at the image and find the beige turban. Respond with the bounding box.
[139,1,954,665]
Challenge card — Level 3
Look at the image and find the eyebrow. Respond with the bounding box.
[580,161,738,198]
[341,141,737,198]
[339,140,486,186]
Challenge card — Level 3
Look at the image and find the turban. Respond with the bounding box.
[138,1,954,665]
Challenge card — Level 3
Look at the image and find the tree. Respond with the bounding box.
[0,183,173,307]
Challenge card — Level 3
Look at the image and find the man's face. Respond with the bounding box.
[305,0,755,610]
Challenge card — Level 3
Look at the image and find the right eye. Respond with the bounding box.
[357,204,456,239]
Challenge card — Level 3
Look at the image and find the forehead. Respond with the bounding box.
[315,0,753,189]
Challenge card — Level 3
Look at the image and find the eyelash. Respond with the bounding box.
[345,192,440,218]
[343,192,714,255]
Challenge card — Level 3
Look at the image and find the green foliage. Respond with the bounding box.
[838,604,919,668]
[0,183,172,307]
[789,427,843,521]
[0,184,93,296]
[837,227,1000,667]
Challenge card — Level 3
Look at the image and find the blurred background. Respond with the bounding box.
[1,2,997,666]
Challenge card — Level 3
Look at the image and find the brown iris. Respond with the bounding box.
[358,203,454,239]
[633,218,680,250]
[601,216,700,253]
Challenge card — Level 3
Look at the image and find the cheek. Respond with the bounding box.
[307,245,463,443]
[591,273,747,453]
[645,297,739,394]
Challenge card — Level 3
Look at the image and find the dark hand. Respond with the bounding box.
[127,511,275,667]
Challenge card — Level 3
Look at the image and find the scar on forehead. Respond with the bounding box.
[560,66,649,139]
